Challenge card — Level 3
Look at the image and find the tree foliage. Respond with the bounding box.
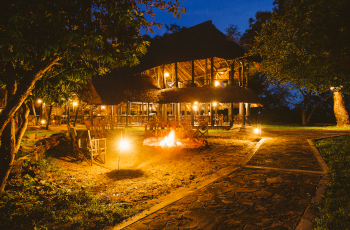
[251,0,350,92]
[0,0,186,193]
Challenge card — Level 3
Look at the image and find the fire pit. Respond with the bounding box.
[143,130,208,149]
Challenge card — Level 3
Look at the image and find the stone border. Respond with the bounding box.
[240,138,266,167]
[115,138,266,229]
[295,139,333,230]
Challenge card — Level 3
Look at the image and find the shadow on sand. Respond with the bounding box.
[105,169,145,180]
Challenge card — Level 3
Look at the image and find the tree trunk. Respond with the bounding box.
[301,108,307,125]
[0,118,16,193]
[333,91,350,126]
[46,105,53,130]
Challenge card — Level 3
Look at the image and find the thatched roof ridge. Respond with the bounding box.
[156,85,262,106]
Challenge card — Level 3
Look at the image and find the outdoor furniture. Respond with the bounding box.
[181,121,198,139]
[168,120,181,136]
[87,130,107,165]
[145,121,158,137]
[157,121,168,137]
[196,121,209,137]
[215,114,224,126]
[234,114,243,124]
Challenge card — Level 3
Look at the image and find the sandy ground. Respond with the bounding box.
[51,130,260,209]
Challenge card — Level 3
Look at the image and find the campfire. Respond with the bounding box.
[143,130,207,149]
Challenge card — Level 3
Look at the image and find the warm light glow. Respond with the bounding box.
[193,105,198,110]
[101,105,106,109]
[41,120,46,125]
[254,128,260,134]
[164,72,170,77]
[72,101,78,106]
[213,102,217,107]
[330,87,334,91]
[194,101,198,105]
[215,81,220,87]
[119,139,130,151]
[160,130,182,148]
[37,99,42,104]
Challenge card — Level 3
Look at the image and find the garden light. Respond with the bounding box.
[37,99,42,104]
[253,125,261,135]
[215,81,220,87]
[41,119,46,125]
[164,72,170,77]
[213,102,217,107]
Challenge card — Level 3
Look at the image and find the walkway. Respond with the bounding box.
[117,129,349,230]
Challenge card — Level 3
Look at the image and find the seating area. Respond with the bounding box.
[144,120,209,139]
[66,119,124,166]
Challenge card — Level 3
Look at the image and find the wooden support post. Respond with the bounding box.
[242,103,246,127]
[211,57,214,87]
[229,103,234,127]
[191,102,194,127]
[191,60,195,87]
[126,102,130,127]
[210,103,214,127]
[246,64,249,88]
[230,62,235,86]
[175,62,178,88]
[147,103,150,121]
[205,59,208,85]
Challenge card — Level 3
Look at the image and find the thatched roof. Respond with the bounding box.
[91,74,159,105]
[79,80,103,105]
[132,20,245,72]
[156,85,262,107]
[90,21,248,105]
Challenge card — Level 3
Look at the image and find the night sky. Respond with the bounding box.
[144,0,275,36]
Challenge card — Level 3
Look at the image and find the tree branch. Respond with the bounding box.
[0,57,60,135]
[306,94,333,124]
[15,102,30,153]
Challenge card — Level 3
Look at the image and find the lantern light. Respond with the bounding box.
[213,102,218,107]
[164,72,170,77]
[41,120,46,125]
[37,99,42,104]
[72,101,78,106]
[215,81,220,87]
[101,105,106,110]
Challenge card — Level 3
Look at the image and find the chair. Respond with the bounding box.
[181,121,197,139]
[157,121,168,137]
[145,121,158,137]
[87,130,107,165]
[67,124,80,158]
[196,121,209,137]
[215,114,224,126]
[168,120,180,136]
[67,124,91,163]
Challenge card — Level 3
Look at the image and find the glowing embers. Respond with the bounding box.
[159,130,182,148]
[143,130,207,149]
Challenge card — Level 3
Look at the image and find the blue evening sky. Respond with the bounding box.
[144,0,275,36]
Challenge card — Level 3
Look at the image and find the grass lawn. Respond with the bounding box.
[262,124,350,130]
[313,136,350,229]
[0,146,140,229]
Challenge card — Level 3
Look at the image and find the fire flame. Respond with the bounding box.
[160,130,182,148]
